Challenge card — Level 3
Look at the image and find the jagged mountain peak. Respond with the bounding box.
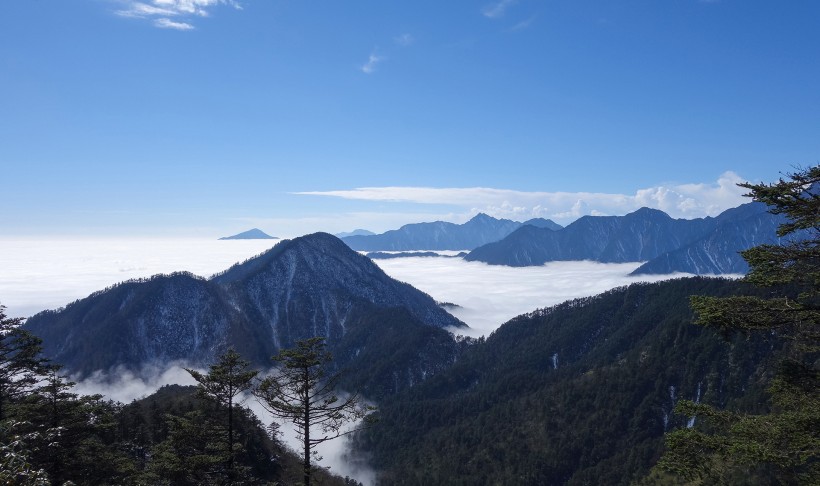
[467,201,788,272]
[467,212,495,223]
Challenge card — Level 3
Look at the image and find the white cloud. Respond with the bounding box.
[115,2,179,18]
[373,257,700,337]
[361,53,386,74]
[115,0,241,29]
[296,172,749,224]
[154,17,195,30]
[510,15,536,31]
[482,0,517,19]
[74,362,199,403]
[0,237,279,318]
[395,33,415,47]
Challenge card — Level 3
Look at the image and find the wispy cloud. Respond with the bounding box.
[154,18,195,30]
[115,0,241,30]
[482,0,517,19]
[296,172,750,224]
[361,53,386,74]
[510,15,536,31]
[394,33,415,47]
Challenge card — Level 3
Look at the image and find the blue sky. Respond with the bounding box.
[1,0,818,237]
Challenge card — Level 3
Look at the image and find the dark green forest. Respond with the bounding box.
[354,278,778,485]
[0,308,362,485]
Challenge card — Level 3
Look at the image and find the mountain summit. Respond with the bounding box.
[466,203,790,274]
[25,233,465,395]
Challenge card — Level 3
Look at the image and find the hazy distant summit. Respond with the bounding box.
[219,228,276,240]
[342,213,563,251]
[335,229,376,238]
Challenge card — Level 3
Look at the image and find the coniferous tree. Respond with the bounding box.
[0,305,50,424]
[186,348,258,482]
[255,337,374,486]
[148,410,230,485]
[658,166,820,483]
[20,366,135,485]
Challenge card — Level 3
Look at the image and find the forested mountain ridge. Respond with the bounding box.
[354,277,779,485]
[342,213,562,251]
[466,202,792,274]
[24,233,464,397]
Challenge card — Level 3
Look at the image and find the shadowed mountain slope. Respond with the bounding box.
[25,233,465,396]
[466,203,788,274]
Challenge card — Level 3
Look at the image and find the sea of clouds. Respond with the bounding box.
[0,237,697,485]
[372,254,688,336]
[0,237,280,318]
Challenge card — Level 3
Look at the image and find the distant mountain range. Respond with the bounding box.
[219,228,276,240]
[466,202,796,275]
[342,213,563,251]
[25,233,465,397]
[334,229,375,238]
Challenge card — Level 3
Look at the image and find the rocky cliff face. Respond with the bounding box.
[213,233,464,348]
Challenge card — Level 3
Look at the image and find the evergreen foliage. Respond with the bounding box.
[0,305,50,423]
[354,278,775,484]
[657,166,820,484]
[256,337,375,486]
[0,302,366,484]
[186,348,259,482]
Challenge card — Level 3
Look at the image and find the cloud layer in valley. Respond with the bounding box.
[372,255,704,336]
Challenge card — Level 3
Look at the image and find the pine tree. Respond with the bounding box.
[658,166,820,483]
[186,348,258,483]
[255,337,374,486]
[148,410,230,485]
[0,304,50,424]
[21,366,135,485]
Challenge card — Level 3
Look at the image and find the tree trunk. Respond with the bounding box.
[304,403,311,486]
[228,398,234,483]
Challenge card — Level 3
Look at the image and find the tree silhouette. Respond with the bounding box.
[659,165,820,483]
[0,304,50,424]
[255,337,373,486]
